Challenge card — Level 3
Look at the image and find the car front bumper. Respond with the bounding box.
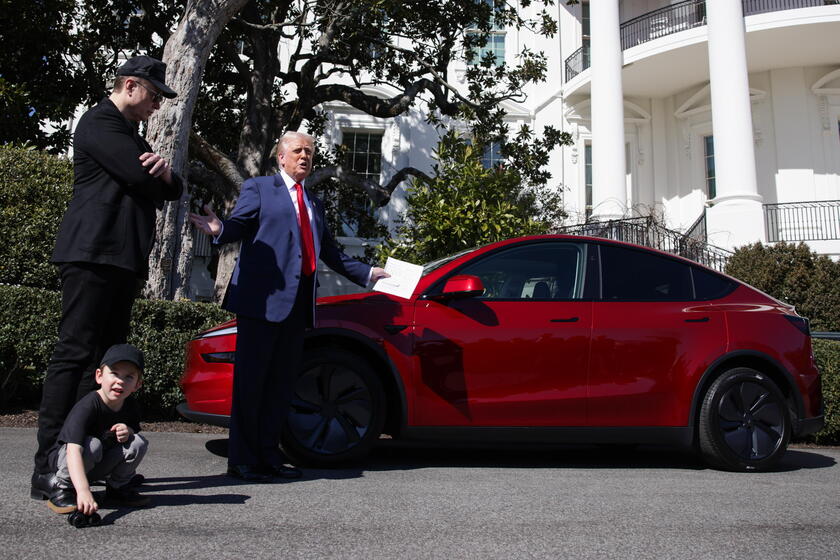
[176,402,231,428]
[794,414,825,437]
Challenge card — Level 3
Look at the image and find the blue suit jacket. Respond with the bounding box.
[217,174,371,323]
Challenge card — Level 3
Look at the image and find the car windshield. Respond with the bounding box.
[422,247,477,276]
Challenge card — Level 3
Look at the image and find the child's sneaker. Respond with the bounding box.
[47,487,77,514]
[105,484,150,507]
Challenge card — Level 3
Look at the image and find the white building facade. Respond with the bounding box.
[324,0,840,267]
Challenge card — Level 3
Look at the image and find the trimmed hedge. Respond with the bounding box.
[725,242,840,331]
[0,146,73,290]
[812,339,840,445]
[0,284,231,418]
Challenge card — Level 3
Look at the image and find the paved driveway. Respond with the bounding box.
[3,428,839,559]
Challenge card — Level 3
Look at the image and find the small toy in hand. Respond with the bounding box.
[67,510,101,528]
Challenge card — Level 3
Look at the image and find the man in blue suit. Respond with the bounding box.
[189,131,387,481]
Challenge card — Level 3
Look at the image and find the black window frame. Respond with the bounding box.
[424,240,592,302]
[593,242,738,302]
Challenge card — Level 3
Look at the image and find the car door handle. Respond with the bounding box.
[685,317,710,323]
[384,324,408,334]
[550,317,579,323]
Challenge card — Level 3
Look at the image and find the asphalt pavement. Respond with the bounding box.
[2,427,839,559]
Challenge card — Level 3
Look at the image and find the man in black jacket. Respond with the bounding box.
[31,56,183,502]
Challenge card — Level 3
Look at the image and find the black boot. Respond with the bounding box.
[48,487,77,514]
[30,471,58,500]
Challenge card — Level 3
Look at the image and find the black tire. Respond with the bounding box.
[281,348,386,466]
[698,367,791,471]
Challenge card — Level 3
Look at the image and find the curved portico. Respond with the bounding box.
[557,1,840,253]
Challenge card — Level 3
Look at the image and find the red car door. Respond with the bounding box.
[411,241,593,427]
[587,243,728,426]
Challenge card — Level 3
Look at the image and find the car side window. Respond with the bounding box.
[457,242,586,300]
[600,244,693,301]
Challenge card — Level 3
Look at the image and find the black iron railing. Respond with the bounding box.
[564,0,836,81]
[564,45,589,83]
[764,200,840,242]
[193,228,213,257]
[558,216,732,271]
[684,209,708,243]
[621,0,707,51]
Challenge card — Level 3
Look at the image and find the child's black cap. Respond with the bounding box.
[101,343,145,372]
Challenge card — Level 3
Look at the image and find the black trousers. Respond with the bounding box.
[227,279,313,467]
[34,263,138,473]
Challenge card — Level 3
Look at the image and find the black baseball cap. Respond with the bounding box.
[116,55,177,99]
[101,343,145,373]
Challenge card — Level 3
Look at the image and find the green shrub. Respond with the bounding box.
[0,146,73,290]
[0,284,231,418]
[725,242,840,331]
[812,339,840,445]
[129,298,231,417]
[377,131,565,264]
[0,285,61,409]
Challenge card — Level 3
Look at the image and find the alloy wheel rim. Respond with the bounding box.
[717,380,784,461]
[287,363,373,455]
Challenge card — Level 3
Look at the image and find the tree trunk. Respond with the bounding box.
[143,0,250,300]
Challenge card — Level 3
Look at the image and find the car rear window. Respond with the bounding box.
[692,267,737,300]
[600,244,693,301]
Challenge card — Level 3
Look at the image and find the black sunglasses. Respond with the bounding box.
[135,81,164,103]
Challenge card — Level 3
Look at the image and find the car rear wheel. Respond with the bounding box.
[698,367,791,471]
[281,349,386,466]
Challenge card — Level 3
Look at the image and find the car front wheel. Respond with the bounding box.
[281,349,386,466]
[698,367,791,471]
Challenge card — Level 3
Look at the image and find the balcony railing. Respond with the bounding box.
[558,216,732,271]
[764,200,840,242]
[564,0,837,82]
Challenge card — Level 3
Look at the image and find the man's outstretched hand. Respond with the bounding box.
[188,204,222,237]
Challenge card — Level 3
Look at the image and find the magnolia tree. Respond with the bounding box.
[142,0,572,301]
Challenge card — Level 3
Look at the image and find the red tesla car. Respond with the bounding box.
[178,235,823,471]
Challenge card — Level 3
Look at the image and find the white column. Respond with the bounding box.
[705,0,765,250]
[589,0,626,221]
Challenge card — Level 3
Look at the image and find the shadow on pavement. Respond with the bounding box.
[202,436,837,474]
[366,442,706,471]
[362,441,838,473]
[774,448,837,471]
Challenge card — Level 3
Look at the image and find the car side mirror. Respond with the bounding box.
[429,274,485,301]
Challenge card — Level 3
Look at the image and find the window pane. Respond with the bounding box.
[704,135,716,199]
[467,31,506,66]
[458,242,586,300]
[481,140,504,169]
[343,131,383,181]
[600,244,693,301]
[341,131,384,236]
[585,144,593,220]
[692,267,736,301]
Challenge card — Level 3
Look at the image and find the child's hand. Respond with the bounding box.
[111,423,133,443]
[76,488,98,516]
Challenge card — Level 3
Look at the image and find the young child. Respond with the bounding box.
[47,344,150,516]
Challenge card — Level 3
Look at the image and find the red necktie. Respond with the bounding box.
[294,183,317,276]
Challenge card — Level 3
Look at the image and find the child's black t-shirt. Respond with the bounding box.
[48,391,142,470]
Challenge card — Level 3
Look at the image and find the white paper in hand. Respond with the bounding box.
[373,257,423,299]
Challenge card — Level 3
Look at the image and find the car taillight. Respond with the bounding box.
[194,326,238,340]
[784,315,810,336]
[202,352,236,363]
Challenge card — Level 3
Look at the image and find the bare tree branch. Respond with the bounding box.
[313,79,462,117]
[308,165,432,205]
[189,130,246,191]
